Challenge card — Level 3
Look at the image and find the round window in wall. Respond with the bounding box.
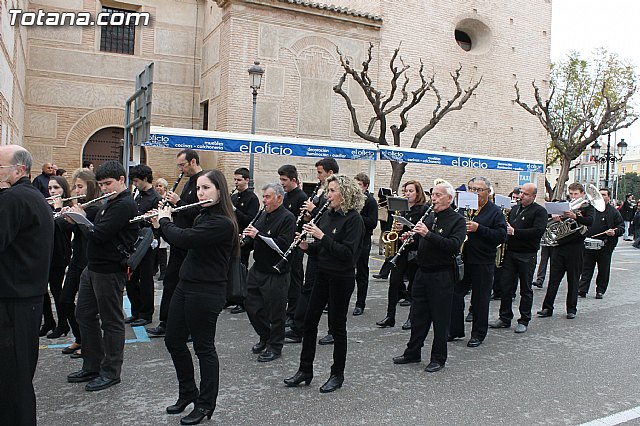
[454,19,492,54]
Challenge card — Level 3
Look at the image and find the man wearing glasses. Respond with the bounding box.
[0,145,54,424]
[147,149,203,338]
[449,177,506,348]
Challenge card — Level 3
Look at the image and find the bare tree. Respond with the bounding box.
[334,42,482,191]
[515,49,637,199]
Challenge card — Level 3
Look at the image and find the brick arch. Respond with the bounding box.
[288,35,339,61]
[65,107,125,163]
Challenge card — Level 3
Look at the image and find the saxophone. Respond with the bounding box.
[381,211,400,258]
[495,207,510,268]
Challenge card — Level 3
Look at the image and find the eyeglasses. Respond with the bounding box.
[469,187,490,193]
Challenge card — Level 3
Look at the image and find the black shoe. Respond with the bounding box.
[376,316,395,328]
[284,330,302,344]
[372,274,388,280]
[401,319,412,330]
[146,323,166,337]
[424,362,444,373]
[158,273,165,281]
[39,323,56,337]
[447,334,465,342]
[596,292,603,299]
[467,337,483,348]
[284,370,313,387]
[319,374,344,393]
[352,307,364,316]
[124,316,138,324]
[67,369,99,383]
[318,334,334,345]
[537,308,553,318]
[532,281,543,289]
[130,318,151,327]
[566,312,576,319]
[180,407,214,425]
[62,344,80,355]
[392,354,421,364]
[488,319,510,329]
[47,326,69,339]
[85,376,121,391]
[70,349,82,359]
[258,350,281,362]
[465,313,473,323]
[166,397,197,414]
[578,292,587,298]
[399,299,412,307]
[230,305,245,314]
[251,341,266,354]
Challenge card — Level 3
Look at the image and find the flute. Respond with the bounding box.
[273,201,329,273]
[163,171,184,207]
[79,192,116,208]
[48,194,86,204]
[295,181,322,229]
[239,207,265,247]
[389,204,434,266]
[130,199,213,223]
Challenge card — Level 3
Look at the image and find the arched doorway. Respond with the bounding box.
[82,127,146,168]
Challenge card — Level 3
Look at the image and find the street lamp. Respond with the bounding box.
[590,134,627,191]
[247,60,264,191]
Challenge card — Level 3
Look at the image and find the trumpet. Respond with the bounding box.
[48,194,86,205]
[163,172,184,207]
[296,181,322,229]
[389,204,433,266]
[130,199,213,223]
[274,201,329,273]
[240,207,265,246]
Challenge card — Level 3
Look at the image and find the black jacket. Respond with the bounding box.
[462,201,507,265]
[416,206,466,271]
[245,205,295,274]
[232,189,260,230]
[585,203,624,249]
[51,213,73,268]
[32,172,51,197]
[306,209,364,277]
[87,189,139,273]
[159,205,234,285]
[506,202,548,253]
[0,177,54,298]
[360,191,379,236]
[621,200,636,221]
[68,204,100,269]
[283,187,308,230]
[135,186,162,236]
[172,172,203,229]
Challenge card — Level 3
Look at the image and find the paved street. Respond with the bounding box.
[35,241,640,425]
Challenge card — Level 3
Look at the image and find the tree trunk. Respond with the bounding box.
[544,178,553,201]
[389,161,408,194]
[552,155,572,200]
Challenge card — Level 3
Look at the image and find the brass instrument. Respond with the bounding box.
[460,207,476,254]
[163,172,184,207]
[130,199,213,223]
[389,204,433,266]
[240,207,265,246]
[495,206,510,268]
[381,211,400,258]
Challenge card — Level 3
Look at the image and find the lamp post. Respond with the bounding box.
[590,134,627,191]
[247,60,264,191]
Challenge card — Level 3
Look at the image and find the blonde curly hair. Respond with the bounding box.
[326,174,365,212]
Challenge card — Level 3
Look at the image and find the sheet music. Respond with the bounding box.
[494,194,512,209]
[259,235,284,256]
[545,201,571,215]
[457,191,479,210]
[392,215,415,229]
[63,211,94,231]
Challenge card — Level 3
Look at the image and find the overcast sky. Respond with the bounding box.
[551,0,640,145]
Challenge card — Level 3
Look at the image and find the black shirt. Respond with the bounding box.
[246,205,295,274]
[173,172,203,229]
[0,177,54,298]
[585,203,624,248]
[159,205,234,285]
[87,189,139,274]
[306,209,364,277]
[232,189,260,230]
[416,206,466,271]
[506,202,548,253]
[462,200,507,265]
[360,191,379,236]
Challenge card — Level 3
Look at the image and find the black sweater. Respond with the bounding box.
[463,201,507,265]
[283,187,308,217]
[585,203,624,248]
[159,205,234,285]
[68,204,100,269]
[506,202,548,253]
[0,177,54,298]
[360,191,379,236]
[306,208,364,277]
[232,189,260,230]
[245,205,295,274]
[416,206,466,271]
[87,189,139,273]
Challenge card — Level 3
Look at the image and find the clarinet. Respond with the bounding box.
[164,172,184,207]
[274,201,329,273]
[389,204,434,266]
[239,207,265,247]
[295,181,322,229]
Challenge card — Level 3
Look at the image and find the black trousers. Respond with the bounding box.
[387,254,417,318]
[355,235,372,309]
[498,251,537,325]
[245,269,290,354]
[492,265,517,299]
[292,256,318,335]
[0,296,42,426]
[76,268,126,379]
[59,264,84,344]
[404,269,454,365]
[125,247,156,320]
[156,247,167,276]
[542,241,583,314]
[43,264,66,328]
[159,246,187,323]
[299,271,354,376]
[286,248,304,320]
[451,263,493,341]
[579,245,614,295]
[165,282,226,411]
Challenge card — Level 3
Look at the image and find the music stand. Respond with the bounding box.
[386,196,410,212]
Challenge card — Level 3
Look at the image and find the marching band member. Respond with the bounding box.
[352,173,378,316]
[392,181,466,372]
[538,183,595,319]
[284,174,364,393]
[243,183,295,362]
[154,178,169,281]
[151,169,238,425]
[450,177,506,347]
[488,183,548,333]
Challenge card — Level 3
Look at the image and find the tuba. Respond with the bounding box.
[541,184,605,247]
[381,211,400,257]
